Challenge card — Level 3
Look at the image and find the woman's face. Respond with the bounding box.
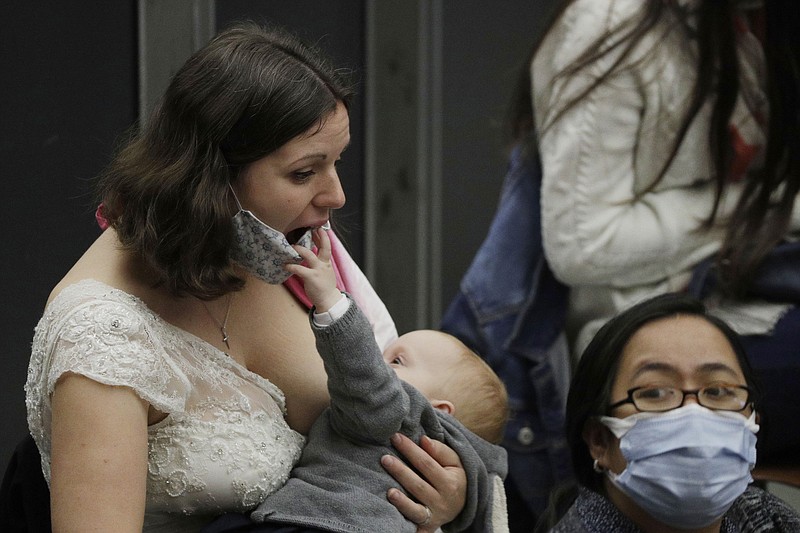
[599,314,749,474]
[584,314,753,530]
[232,102,349,243]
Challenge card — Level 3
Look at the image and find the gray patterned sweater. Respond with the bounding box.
[550,486,800,532]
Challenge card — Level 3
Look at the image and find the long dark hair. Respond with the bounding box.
[510,0,800,297]
[96,22,354,299]
[566,293,758,493]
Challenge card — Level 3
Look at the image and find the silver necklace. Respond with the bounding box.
[201,294,233,351]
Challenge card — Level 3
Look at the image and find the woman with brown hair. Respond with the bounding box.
[25,22,467,532]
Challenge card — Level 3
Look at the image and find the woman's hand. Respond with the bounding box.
[382,433,467,532]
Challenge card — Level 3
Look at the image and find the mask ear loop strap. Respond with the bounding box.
[228,183,244,211]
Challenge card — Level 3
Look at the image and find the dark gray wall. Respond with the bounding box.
[440,0,558,310]
[0,2,137,466]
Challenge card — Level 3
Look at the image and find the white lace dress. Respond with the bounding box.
[25,279,305,532]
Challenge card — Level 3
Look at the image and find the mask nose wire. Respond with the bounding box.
[228,183,244,211]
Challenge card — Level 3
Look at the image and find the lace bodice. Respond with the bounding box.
[25,279,305,527]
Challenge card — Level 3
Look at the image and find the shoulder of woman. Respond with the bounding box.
[48,228,153,305]
[34,279,190,415]
[538,0,658,73]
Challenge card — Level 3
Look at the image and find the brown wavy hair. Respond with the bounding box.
[96,22,355,299]
[510,0,800,297]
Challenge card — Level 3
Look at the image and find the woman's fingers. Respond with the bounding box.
[420,434,463,469]
[385,486,435,532]
[381,450,434,503]
[383,434,467,531]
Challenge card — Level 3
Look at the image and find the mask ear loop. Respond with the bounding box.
[228,183,244,211]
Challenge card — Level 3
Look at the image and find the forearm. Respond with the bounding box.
[540,176,739,287]
[50,374,149,532]
[313,298,410,441]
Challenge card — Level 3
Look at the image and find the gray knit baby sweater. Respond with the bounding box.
[250,296,508,532]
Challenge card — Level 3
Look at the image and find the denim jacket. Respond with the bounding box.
[441,146,574,518]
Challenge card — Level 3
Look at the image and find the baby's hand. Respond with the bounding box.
[285,227,342,312]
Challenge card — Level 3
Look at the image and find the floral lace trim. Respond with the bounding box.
[26,279,305,513]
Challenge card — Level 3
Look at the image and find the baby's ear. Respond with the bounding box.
[430,399,455,416]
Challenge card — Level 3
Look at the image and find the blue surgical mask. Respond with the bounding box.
[228,185,313,285]
[599,403,758,530]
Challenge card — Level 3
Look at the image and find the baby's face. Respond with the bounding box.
[383,330,462,399]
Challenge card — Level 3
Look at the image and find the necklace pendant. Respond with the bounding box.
[221,327,230,349]
[201,295,233,352]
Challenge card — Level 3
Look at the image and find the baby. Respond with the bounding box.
[249,227,510,532]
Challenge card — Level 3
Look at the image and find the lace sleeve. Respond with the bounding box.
[42,297,189,414]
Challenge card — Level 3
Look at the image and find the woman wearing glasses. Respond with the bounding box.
[538,293,799,532]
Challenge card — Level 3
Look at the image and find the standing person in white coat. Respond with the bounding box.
[511,0,800,468]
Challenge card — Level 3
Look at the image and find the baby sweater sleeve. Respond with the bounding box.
[310,296,414,444]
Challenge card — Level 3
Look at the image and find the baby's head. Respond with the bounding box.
[383,330,508,444]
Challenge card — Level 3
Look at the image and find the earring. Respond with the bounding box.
[593,459,604,473]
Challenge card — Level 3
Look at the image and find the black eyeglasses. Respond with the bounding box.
[608,383,752,413]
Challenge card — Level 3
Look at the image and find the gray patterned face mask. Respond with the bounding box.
[229,185,313,285]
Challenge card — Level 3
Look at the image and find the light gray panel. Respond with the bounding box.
[139,0,216,118]
[367,0,557,331]
[366,0,430,334]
